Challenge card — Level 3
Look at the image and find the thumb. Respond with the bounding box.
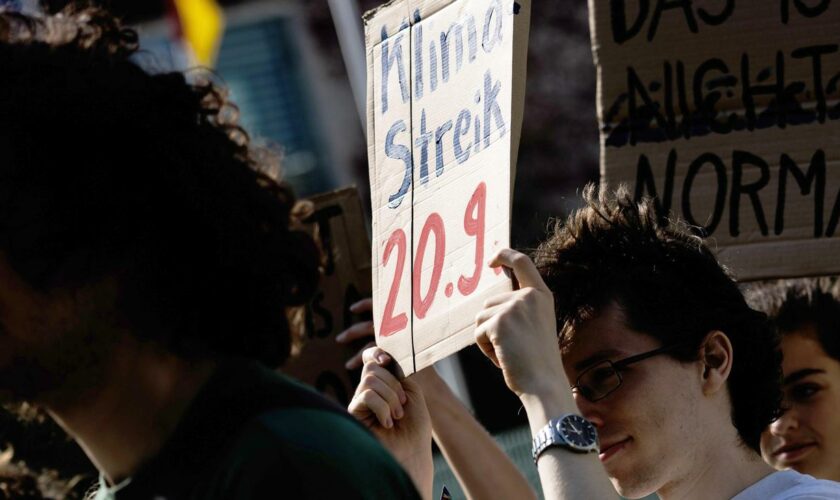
[488,248,548,291]
[400,377,428,408]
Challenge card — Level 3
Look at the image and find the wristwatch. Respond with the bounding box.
[532,414,599,463]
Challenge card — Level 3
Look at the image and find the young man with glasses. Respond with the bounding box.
[474,186,840,499]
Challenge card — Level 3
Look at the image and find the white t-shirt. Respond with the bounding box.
[732,470,840,499]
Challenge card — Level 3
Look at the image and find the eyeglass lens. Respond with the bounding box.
[577,361,622,401]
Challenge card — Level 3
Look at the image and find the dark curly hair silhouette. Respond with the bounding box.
[0,4,320,368]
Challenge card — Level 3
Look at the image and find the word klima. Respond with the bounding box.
[380,0,508,114]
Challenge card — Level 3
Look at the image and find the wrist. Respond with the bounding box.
[413,371,448,405]
[519,387,577,435]
[532,414,599,463]
[508,354,567,400]
[398,449,433,500]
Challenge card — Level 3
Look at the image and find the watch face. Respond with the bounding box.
[558,414,598,451]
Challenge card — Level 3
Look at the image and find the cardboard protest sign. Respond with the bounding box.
[281,187,371,406]
[365,0,531,374]
[590,0,840,280]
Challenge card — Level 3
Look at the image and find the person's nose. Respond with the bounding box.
[768,404,799,436]
[572,391,605,429]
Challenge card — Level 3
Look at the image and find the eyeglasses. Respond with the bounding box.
[571,342,690,402]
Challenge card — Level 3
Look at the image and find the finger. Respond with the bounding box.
[362,346,393,367]
[474,323,501,368]
[488,248,548,291]
[475,303,505,327]
[349,297,373,314]
[345,341,375,370]
[360,370,405,419]
[360,347,405,399]
[336,320,375,343]
[401,375,422,395]
[350,389,393,428]
[400,376,427,408]
[482,291,517,309]
[362,362,407,405]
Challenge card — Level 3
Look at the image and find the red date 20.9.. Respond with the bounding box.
[379,182,488,338]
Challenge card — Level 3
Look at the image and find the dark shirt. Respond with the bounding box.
[114,359,420,499]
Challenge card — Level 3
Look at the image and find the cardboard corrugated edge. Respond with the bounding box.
[364,2,410,373]
[364,0,462,39]
[509,0,530,200]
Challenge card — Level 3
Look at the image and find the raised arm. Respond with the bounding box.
[348,347,434,500]
[412,367,536,500]
[474,249,616,500]
[340,300,534,500]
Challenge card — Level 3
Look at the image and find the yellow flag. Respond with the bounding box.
[172,0,225,68]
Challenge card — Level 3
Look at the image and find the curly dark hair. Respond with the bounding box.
[746,278,840,362]
[532,184,782,453]
[0,5,319,367]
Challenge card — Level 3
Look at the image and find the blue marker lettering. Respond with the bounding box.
[385,120,412,208]
[414,13,424,100]
[435,119,453,177]
[467,15,478,62]
[429,39,438,93]
[454,109,472,163]
[440,23,464,82]
[482,0,503,53]
[483,70,506,147]
[381,34,408,115]
[415,109,433,185]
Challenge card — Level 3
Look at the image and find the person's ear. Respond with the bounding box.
[699,330,733,396]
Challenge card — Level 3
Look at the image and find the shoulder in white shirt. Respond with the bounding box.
[732,470,840,500]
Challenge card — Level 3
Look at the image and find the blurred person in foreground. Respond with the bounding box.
[0,5,418,499]
[353,186,840,499]
[748,279,840,482]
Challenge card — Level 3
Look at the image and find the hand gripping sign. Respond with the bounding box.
[365,0,531,374]
[590,0,840,280]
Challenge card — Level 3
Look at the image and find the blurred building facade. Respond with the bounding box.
[111,0,368,199]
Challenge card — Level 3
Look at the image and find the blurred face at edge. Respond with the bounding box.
[761,326,840,482]
[0,253,115,403]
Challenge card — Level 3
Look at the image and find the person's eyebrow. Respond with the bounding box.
[574,349,624,372]
[784,368,826,385]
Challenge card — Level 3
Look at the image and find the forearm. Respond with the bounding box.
[397,448,434,500]
[423,376,536,500]
[521,391,616,500]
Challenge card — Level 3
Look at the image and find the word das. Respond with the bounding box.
[610,0,832,44]
[611,0,734,43]
[604,44,840,147]
[634,147,840,238]
[380,182,499,337]
[386,70,507,208]
[380,0,506,114]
